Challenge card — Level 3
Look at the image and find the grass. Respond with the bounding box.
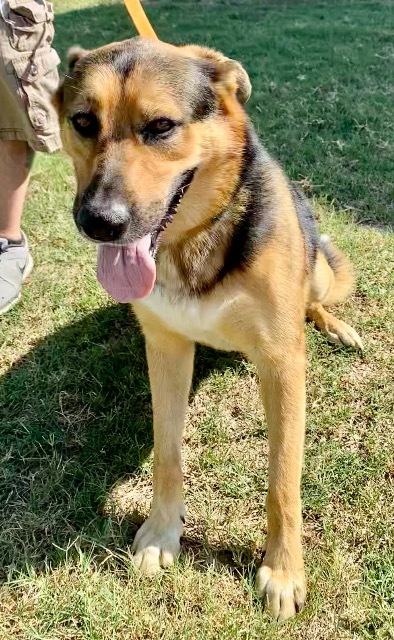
[0,1,393,638]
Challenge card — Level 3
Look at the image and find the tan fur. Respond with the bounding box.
[56,37,363,621]
[307,240,359,347]
[310,243,355,306]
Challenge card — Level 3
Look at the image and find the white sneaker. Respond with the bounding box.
[0,232,33,315]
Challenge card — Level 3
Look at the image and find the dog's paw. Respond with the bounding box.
[256,564,306,622]
[132,509,184,576]
[322,318,363,350]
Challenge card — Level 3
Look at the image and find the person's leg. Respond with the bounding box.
[0,139,35,314]
[0,140,34,241]
[0,2,61,313]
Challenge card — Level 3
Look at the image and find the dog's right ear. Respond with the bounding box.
[53,46,89,113]
[66,45,89,72]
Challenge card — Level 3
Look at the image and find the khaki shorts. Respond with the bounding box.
[0,0,61,152]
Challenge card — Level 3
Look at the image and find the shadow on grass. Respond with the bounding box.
[0,303,247,580]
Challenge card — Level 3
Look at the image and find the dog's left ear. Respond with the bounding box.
[181,45,251,105]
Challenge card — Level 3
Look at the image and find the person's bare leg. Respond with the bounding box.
[0,140,34,314]
[0,140,34,240]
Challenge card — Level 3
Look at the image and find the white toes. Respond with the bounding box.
[160,549,176,568]
[256,565,306,621]
[326,320,363,350]
[132,511,184,576]
[134,546,162,577]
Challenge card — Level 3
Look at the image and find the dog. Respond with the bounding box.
[55,37,363,621]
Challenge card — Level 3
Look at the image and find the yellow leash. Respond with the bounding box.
[123,0,158,39]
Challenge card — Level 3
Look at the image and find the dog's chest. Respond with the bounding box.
[140,287,234,351]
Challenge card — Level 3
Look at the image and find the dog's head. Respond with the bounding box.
[55,38,251,299]
[55,37,251,247]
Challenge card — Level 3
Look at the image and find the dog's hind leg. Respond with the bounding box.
[307,302,363,349]
[307,235,363,350]
[132,316,195,576]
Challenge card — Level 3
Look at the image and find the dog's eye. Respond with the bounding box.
[143,118,176,138]
[70,112,99,138]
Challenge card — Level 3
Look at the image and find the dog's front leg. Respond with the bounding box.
[254,342,307,620]
[133,331,194,576]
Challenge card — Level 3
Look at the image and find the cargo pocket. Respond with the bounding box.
[7,0,55,53]
[12,46,61,151]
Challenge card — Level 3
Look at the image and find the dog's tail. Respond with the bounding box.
[310,235,355,306]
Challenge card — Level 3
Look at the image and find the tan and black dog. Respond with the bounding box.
[55,37,362,621]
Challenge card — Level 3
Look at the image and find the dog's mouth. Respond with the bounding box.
[149,168,196,258]
[96,168,196,304]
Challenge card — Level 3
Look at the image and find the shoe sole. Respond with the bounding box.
[0,253,34,316]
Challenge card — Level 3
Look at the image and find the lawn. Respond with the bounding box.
[0,1,393,638]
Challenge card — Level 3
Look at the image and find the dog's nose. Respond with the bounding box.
[76,205,128,242]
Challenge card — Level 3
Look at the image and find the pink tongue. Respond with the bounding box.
[97,234,156,303]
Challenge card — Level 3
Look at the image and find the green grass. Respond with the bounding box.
[0,1,393,638]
